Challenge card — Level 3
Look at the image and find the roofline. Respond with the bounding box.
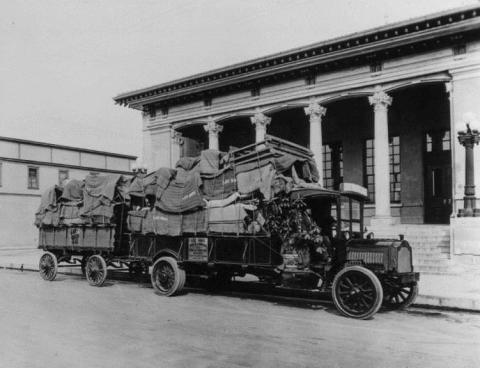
[0,136,137,160]
[114,4,480,107]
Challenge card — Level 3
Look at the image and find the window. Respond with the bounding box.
[364,136,401,203]
[58,169,69,185]
[442,131,451,151]
[389,136,401,203]
[322,142,343,190]
[28,167,39,189]
[364,139,375,202]
[425,130,450,152]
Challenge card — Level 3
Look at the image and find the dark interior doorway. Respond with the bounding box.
[268,108,309,147]
[219,117,255,152]
[424,130,452,224]
[179,125,207,157]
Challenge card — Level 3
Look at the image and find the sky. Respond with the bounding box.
[1,0,477,159]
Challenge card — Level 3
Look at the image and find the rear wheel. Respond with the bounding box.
[85,255,107,287]
[151,257,185,296]
[39,252,58,281]
[382,278,418,310]
[332,265,383,319]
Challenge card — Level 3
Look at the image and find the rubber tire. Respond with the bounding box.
[332,265,383,320]
[39,251,58,281]
[383,281,419,310]
[151,257,186,296]
[85,255,108,287]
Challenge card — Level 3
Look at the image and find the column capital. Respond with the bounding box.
[171,131,184,145]
[304,101,327,120]
[250,112,271,127]
[368,89,392,111]
[203,119,223,134]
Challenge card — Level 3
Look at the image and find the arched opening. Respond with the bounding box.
[268,107,309,147]
[321,97,371,191]
[177,124,207,157]
[219,117,255,152]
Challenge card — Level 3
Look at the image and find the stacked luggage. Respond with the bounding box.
[35,174,129,250]
[126,135,321,236]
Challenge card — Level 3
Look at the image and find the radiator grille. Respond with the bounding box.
[397,247,412,273]
[348,251,384,264]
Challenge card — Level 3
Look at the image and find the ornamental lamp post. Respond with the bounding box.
[457,123,480,217]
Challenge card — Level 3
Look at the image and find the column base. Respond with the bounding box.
[369,216,394,227]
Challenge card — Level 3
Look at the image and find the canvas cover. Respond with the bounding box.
[79,174,127,224]
[35,185,62,227]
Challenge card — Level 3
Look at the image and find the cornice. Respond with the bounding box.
[0,136,136,160]
[114,5,480,110]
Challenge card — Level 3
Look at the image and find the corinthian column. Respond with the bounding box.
[368,88,393,224]
[203,119,223,150]
[250,111,271,144]
[304,101,327,185]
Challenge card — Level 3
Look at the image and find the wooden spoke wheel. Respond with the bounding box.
[332,265,383,319]
[382,278,418,310]
[39,252,58,281]
[151,257,185,296]
[85,255,108,287]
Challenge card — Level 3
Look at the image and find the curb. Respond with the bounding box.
[415,294,480,312]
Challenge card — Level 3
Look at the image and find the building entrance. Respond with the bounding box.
[424,130,452,224]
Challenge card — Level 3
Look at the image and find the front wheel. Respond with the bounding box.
[85,255,107,287]
[39,251,58,281]
[151,257,185,296]
[382,278,418,310]
[332,265,383,319]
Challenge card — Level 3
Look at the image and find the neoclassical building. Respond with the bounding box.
[115,5,480,269]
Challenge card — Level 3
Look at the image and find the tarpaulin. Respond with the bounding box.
[201,168,237,199]
[79,174,127,224]
[182,210,207,233]
[60,179,84,202]
[236,163,276,200]
[198,149,222,174]
[127,209,148,233]
[175,156,200,171]
[60,203,85,226]
[35,185,62,227]
[150,209,182,236]
[156,171,204,213]
[207,203,254,234]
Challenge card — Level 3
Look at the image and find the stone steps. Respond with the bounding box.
[370,224,453,274]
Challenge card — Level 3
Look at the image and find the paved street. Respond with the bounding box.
[0,269,479,368]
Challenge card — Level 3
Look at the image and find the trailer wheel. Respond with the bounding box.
[39,251,58,281]
[151,257,185,296]
[332,265,383,319]
[85,255,107,287]
[382,278,418,310]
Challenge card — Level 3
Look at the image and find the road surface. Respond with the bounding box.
[0,269,479,368]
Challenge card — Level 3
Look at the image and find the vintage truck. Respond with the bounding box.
[37,136,419,319]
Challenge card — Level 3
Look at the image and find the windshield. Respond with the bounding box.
[333,195,364,239]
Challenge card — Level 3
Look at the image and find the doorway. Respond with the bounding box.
[424,130,452,224]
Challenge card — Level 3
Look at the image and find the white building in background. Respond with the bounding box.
[115,5,480,272]
[0,136,136,249]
